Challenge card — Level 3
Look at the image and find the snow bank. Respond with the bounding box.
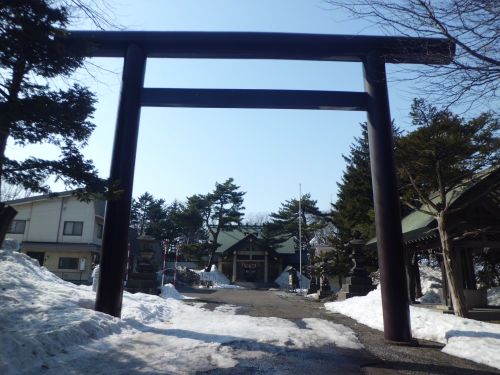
[417,265,443,303]
[0,251,123,375]
[488,287,500,306]
[325,285,500,370]
[0,250,362,375]
[417,266,500,306]
[160,283,186,300]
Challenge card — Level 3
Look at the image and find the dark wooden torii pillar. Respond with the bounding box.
[64,31,454,344]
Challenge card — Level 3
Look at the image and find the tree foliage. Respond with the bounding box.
[164,200,208,261]
[398,99,499,211]
[0,0,103,196]
[327,124,377,280]
[396,98,500,317]
[332,123,375,242]
[130,192,165,237]
[130,193,208,260]
[186,178,246,270]
[264,193,324,275]
[326,0,500,108]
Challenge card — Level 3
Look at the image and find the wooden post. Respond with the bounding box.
[232,250,237,282]
[264,251,268,283]
[95,44,146,318]
[364,52,412,344]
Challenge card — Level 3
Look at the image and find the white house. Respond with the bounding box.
[5,191,105,283]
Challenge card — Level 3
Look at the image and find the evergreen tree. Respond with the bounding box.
[333,123,375,242]
[130,192,166,237]
[328,124,377,280]
[397,98,500,317]
[187,178,245,270]
[330,123,403,279]
[163,200,207,244]
[168,200,208,261]
[264,193,324,275]
[0,0,101,195]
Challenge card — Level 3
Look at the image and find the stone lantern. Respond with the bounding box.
[337,239,375,300]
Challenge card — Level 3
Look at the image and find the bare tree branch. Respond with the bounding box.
[325,0,500,109]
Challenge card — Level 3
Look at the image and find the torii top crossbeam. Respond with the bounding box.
[66,31,454,64]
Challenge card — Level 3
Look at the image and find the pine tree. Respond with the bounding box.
[333,123,375,242]
[397,98,500,317]
[0,1,105,243]
[130,192,166,237]
[264,193,324,275]
[163,199,206,244]
[0,0,101,194]
[187,178,245,270]
[330,123,403,278]
[328,123,377,279]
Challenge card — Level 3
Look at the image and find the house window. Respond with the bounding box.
[58,257,79,269]
[96,223,103,239]
[7,220,26,234]
[63,221,83,236]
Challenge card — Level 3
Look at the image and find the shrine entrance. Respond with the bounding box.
[63,31,454,344]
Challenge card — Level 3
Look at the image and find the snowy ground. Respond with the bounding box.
[325,266,500,370]
[0,251,362,375]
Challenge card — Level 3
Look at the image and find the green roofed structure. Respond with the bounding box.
[368,168,500,314]
[211,226,297,284]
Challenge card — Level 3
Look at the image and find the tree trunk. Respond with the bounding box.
[436,212,468,317]
[205,244,217,271]
[0,129,10,195]
[0,203,17,245]
[415,261,422,299]
[406,250,416,303]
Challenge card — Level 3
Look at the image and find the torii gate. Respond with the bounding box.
[65,31,454,344]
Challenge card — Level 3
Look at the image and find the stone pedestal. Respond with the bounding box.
[337,240,375,300]
[307,276,319,294]
[317,274,332,299]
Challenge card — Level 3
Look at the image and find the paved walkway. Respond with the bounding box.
[178,286,500,375]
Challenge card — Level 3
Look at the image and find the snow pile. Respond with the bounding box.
[417,265,443,304]
[0,250,363,374]
[210,283,244,289]
[488,287,500,306]
[274,266,310,290]
[195,265,243,288]
[325,286,500,370]
[197,266,231,285]
[159,283,186,300]
[0,251,123,375]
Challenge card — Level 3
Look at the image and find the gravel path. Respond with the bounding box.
[178,286,500,375]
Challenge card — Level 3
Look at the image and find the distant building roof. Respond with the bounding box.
[213,226,296,254]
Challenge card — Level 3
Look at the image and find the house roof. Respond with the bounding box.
[213,226,296,254]
[5,190,77,206]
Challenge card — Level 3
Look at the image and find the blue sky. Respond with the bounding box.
[7,0,428,216]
